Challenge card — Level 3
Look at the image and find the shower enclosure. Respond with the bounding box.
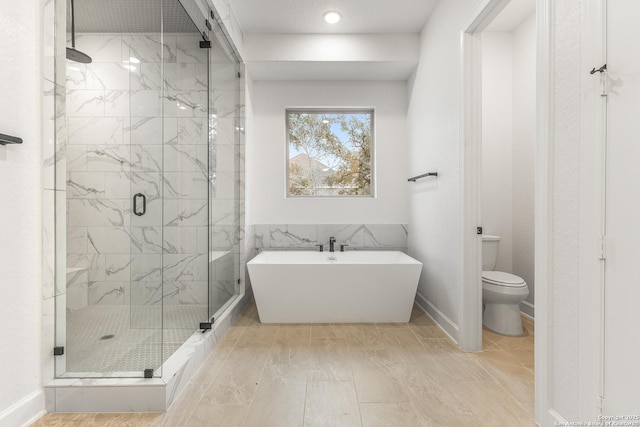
[54,0,244,379]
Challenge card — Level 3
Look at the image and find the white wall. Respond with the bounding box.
[549,0,582,419]
[481,32,514,273]
[0,0,45,424]
[247,80,408,225]
[481,13,536,315]
[511,13,536,311]
[407,0,478,336]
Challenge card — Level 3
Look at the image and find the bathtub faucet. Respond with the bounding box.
[329,237,336,252]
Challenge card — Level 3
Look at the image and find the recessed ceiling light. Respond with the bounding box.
[323,11,341,24]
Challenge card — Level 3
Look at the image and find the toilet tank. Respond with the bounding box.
[482,235,500,271]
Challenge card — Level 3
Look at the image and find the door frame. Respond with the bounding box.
[459,0,553,423]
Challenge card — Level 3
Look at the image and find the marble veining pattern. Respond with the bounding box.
[66,33,214,313]
[56,24,243,379]
[253,224,408,252]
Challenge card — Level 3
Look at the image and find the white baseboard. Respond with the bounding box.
[521,300,535,319]
[0,390,45,427]
[414,291,459,343]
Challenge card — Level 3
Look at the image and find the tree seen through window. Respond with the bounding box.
[287,110,373,197]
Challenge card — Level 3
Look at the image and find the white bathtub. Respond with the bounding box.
[247,250,422,323]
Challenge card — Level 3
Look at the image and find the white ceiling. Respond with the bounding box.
[229,0,439,34]
[485,0,536,32]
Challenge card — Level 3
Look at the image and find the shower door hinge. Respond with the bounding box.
[200,321,213,332]
[597,236,607,260]
[53,346,64,356]
[237,279,241,284]
[200,40,211,49]
[144,369,154,378]
[477,227,483,235]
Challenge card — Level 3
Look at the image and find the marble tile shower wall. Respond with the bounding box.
[65,33,210,308]
[252,224,408,252]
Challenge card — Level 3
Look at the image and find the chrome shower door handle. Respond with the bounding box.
[133,193,146,216]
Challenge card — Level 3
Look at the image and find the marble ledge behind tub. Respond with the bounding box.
[252,224,408,252]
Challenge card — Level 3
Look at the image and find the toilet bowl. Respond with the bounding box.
[482,271,529,336]
[482,235,529,336]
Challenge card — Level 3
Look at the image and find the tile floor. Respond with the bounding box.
[33,302,536,426]
[65,305,206,373]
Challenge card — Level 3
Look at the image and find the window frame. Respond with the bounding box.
[285,108,376,198]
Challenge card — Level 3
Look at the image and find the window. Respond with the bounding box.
[286,109,374,197]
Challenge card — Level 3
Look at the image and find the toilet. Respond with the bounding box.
[482,235,529,336]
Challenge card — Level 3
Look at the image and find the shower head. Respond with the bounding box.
[66,0,92,64]
[66,47,92,63]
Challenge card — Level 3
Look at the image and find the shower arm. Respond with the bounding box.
[70,0,76,48]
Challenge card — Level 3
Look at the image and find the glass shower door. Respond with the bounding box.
[126,23,166,376]
[159,1,211,357]
[59,0,213,378]
[208,20,242,319]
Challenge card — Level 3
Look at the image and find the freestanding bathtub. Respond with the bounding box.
[247,250,422,323]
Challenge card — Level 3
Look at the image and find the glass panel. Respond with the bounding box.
[160,2,210,355]
[127,7,165,377]
[59,0,164,378]
[208,23,241,318]
[54,0,242,379]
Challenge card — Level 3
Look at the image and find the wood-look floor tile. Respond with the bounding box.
[308,338,353,381]
[408,322,448,339]
[504,348,535,366]
[200,347,269,405]
[310,324,349,339]
[243,364,307,427]
[417,337,460,353]
[375,322,409,329]
[190,346,235,390]
[350,355,410,403]
[359,402,426,427]
[522,402,536,417]
[304,381,361,427]
[340,323,383,340]
[484,329,534,353]
[32,302,536,427]
[32,413,162,427]
[151,382,202,427]
[521,316,535,334]
[235,325,280,348]
[429,353,493,382]
[481,333,503,351]
[408,305,434,325]
[375,329,432,364]
[186,404,248,427]
[471,350,535,404]
[268,327,312,367]
[391,364,482,426]
[443,381,536,426]
[233,304,261,327]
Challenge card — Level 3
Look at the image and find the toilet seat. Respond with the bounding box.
[482,271,526,288]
